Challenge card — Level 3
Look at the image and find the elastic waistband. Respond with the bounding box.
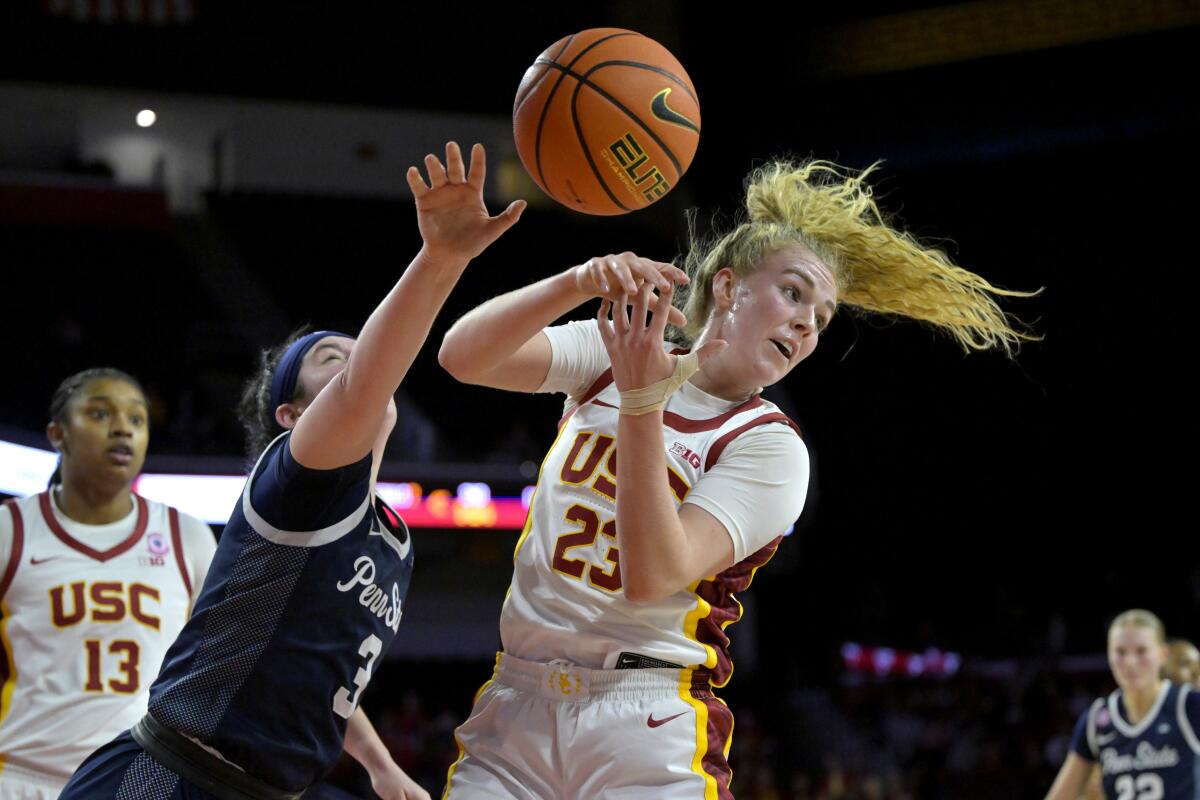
[131,714,301,800]
[493,652,709,703]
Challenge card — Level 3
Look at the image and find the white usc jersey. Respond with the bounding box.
[501,363,806,687]
[0,491,214,782]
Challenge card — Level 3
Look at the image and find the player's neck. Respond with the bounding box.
[1124,680,1164,723]
[53,482,134,525]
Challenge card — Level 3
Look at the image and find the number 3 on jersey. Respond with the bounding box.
[332,634,382,719]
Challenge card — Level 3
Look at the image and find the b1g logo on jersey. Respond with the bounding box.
[139,531,171,567]
[669,442,701,469]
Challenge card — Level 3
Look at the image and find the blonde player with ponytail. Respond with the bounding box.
[438,159,1035,799]
[1045,610,1200,800]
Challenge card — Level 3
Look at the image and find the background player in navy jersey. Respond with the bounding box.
[1,368,216,799]
[1045,610,1200,800]
[438,159,1034,798]
[59,141,524,800]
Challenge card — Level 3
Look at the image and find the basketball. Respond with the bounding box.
[513,28,701,216]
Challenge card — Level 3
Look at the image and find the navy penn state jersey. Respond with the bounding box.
[145,432,414,792]
[1072,681,1200,799]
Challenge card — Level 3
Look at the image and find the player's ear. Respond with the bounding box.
[46,420,66,453]
[274,402,303,430]
[711,268,736,310]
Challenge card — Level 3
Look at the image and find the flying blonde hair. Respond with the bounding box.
[671,159,1038,355]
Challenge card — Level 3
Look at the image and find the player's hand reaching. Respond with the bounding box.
[598,280,726,397]
[406,141,525,264]
[574,252,688,329]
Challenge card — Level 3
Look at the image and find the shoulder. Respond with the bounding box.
[245,431,373,542]
[172,507,213,536]
[0,494,39,544]
[706,412,807,472]
[1176,684,1200,754]
[138,498,213,540]
[175,510,217,552]
[2,493,41,520]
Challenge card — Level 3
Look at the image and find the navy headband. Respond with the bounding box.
[268,330,352,414]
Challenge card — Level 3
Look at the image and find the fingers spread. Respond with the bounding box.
[597,299,615,342]
[632,260,670,291]
[612,293,631,335]
[405,166,429,198]
[613,259,638,295]
[424,153,448,188]
[445,141,466,183]
[649,281,675,338]
[634,282,652,330]
[467,143,486,188]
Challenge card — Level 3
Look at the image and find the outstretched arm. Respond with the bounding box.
[290,142,524,470]
[439,252,688,392]
[344,707,430,800]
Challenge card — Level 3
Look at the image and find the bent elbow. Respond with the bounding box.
[438,335,477,384]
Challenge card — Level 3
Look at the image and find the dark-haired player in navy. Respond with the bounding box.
[1045,609,1200,800]
[60,141,525,800]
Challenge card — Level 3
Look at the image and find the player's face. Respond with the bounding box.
[296,335,356,401]
[295,335,399,423]
[50,377,149,487]
[1165,643,1200,686]
[708,244,837,391]
[1109,625,1168,693]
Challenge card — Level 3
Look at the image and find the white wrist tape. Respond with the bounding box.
[618,352,701,415]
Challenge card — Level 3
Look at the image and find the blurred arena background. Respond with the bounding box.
[2,1,1199,796]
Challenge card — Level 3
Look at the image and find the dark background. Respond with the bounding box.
[2,1,1198,796]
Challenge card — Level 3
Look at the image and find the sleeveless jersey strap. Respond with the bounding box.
[1177,685,1200,754]
[1085,697,1105,758]
[168,507,193,599]
[0,501,24,601]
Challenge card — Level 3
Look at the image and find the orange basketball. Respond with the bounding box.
[513,28,701,216]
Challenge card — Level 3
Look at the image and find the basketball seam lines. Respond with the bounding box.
[577,60,695,175]
[568,78,631,212]
[514,35,575,113]
[535,58,691,194]
[598,59,699,104]
[532,32,640,207]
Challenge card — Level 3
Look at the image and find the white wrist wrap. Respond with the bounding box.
[618,352,701,415]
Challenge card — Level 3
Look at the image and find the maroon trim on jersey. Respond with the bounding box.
[558,369,617,429]
[168,507,192,598]
[38,492,149,562]
[693,536,784,688]
[578,368,616,407]
[664,396,765,434]
[0,500,24,600]
[703,413,802,471]
[692,690,735,800]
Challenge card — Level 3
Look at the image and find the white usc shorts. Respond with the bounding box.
[443,653,734,800]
